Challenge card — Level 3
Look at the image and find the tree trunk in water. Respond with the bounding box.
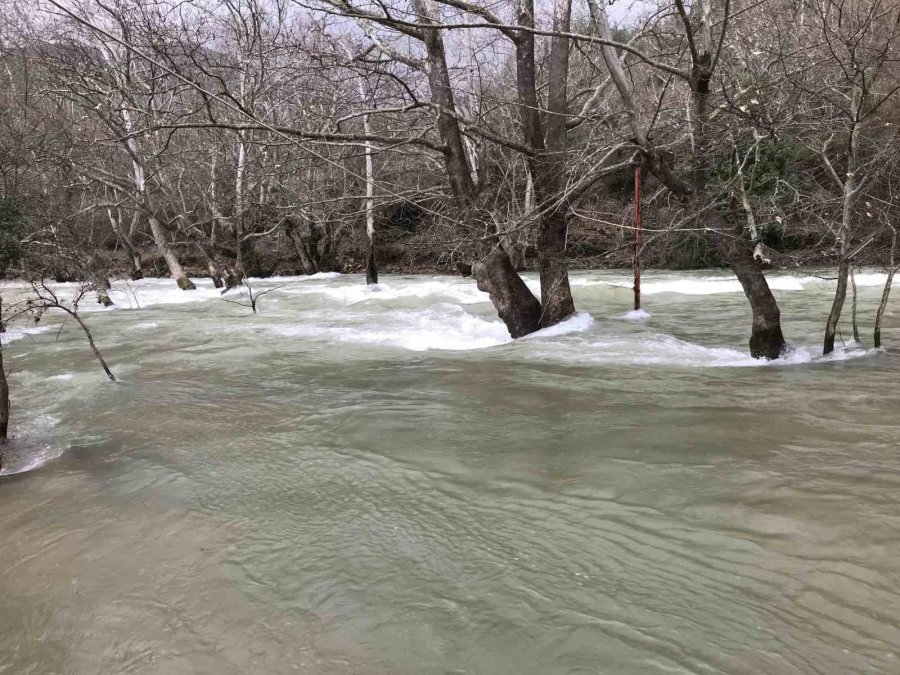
[874,230,896,349]
[874,268,895,349]
[365,241,378,285]
[222,267,242,291]
[286,222,319,276]
[117,234,143,280]
[533,0,576,328]
[850,268,860,344]
[535,207,575,328]
[0,348,9,451]
[149,216,195,290]
[119,239,143,281]
[472,243,541,338]
[824,257,850,355]
[93,267,114,307]
[96,286,113,307]
[512,0,575,329]
[208,262,224,289]
[194,242,225,288]
[129,255,144,281]
[708,213,786,359]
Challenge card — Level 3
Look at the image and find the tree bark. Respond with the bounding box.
[149,215,195,290]
[0,348,9,449]
[472,242,541,338]
[824,257,850,355]
[823,84,861,356]
[286,220,320,275]
[708,217,786,359]
[515,0,575,328]
[357,63,378,286]
[533,0,575,327]
[850,267,860,344]
[366,243,378,285]
[874,229,896,349]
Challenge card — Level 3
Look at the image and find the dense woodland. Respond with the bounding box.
[0,0,897,361]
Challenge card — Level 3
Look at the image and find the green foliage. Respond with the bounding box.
[711,142,801,201]
[707,141,808,251]
[612,28,633,44]
[0,199,25,275]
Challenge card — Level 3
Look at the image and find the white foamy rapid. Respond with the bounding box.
[268,303,512,351]
[278,278,489,305]
[569,271,889,295]
[619,309,652,321]
[0,270,881,369]
[1,325,52,346]
[579,336,872,368]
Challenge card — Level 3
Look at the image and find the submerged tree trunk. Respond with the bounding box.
[357,67,378,286]
[197,244,225,288]
[0,347,8,451]
[824,83,861,356]
[472,242,541,338]
[850,267,860,343]
[515,0,575,329]
[874,229,897,349]
[824,256,850,355]
[96,283,113,307]
[286,220,319,276]
[536,0,575,327]
[710,224,786,359]
[366,243,378,285]
[129,254,144,281]
[207,259,224,288]
[91,255,114,307]
[149,215,195,290]
[824,177,854,355]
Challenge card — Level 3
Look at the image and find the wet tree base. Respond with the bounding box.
[750,326,787,360]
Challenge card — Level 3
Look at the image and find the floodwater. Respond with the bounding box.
[0,270,898,674]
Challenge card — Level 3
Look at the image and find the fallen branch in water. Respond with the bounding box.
[221,279,287,314]
[29,280,117,382]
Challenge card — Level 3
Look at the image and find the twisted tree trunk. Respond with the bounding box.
[708,216,785,359]
[472,244,541,338]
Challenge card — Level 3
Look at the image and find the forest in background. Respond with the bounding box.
[0,0,896,358]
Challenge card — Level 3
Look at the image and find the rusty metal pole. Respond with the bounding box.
[633,164,642,311]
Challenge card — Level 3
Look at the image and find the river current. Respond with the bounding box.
[0,270,898,674]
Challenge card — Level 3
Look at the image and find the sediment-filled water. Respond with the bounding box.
[1,270,898,674]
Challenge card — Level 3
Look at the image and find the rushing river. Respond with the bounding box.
[1,270,898,674]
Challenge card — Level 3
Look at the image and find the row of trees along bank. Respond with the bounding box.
[0,0,896,360]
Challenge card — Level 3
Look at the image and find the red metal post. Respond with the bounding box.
[633,164,642,311]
